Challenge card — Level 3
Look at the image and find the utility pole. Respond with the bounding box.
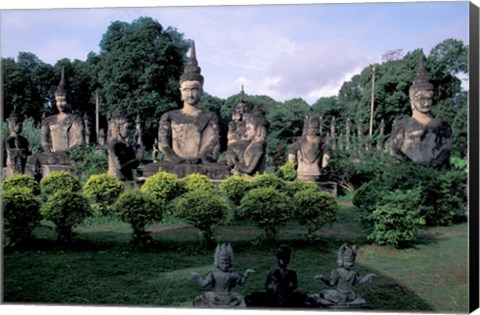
[369,65,376,137]
[95,90,99,143]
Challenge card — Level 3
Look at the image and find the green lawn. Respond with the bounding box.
[3,203,469,312]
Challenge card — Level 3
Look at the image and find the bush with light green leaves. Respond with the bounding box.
[180,173,214,193]
[83,173,125,215]
[2,174,40,195]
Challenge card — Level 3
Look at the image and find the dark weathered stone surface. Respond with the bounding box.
[141,160,230,180]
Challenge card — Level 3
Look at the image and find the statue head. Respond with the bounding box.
[337,243,357,269]
[276,244,291,268]
[180,41,203,107]
[54,67,70,113]
[214,243,234,272]
[243,106,269,143]
[409,54,434,115]
[111,106,132,141]
[304,116,321,138]
[7,108,23,135]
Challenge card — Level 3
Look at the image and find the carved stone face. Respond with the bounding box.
[8,118,22,135]
[410,88,434,114]
[243,121,256,142]
[218,258,231,272]
[180,80,202,107]
[119,121,131,140]
[55,95,68,113]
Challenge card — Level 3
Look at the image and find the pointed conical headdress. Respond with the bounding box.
[8,106,20,120]
[214,243,234,266]
[180,41,204,85]
[55,67,67,97]
[410,53,433,92]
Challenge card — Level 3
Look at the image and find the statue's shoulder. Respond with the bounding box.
[42,114,57,126]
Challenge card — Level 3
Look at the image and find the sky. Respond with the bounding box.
[0,0,472,105]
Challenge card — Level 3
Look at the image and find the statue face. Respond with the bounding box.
[411,89,433,113]
[243,121,256,142]
[8,118,22,135]
[118,120,131,139]
[218,258,231,272]
[55,95,68,113]
[180,80,202,106]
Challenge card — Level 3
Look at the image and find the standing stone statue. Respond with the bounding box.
[4,109,31,177]
[107,106,141,181]
[225,105,269,176]
[191,243,255,308]
[390,54,452,167]
[84,112,91,145]
[41,68,85,155]
[310,243,376,309]
[158,41,220,164]
[288,115,329,182]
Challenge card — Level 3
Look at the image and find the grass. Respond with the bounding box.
[2,201,469,312]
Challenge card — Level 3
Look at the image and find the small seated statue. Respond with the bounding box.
[390,53,452,168]
[225,105,268,176]
[4,108,31,177]
[158,41,220,164]
[310,243,376,309]
[246,244,307,308]
[288,115,329,182]
[41,68,85,160]
[191,243,255,308]
[107,107,142,181]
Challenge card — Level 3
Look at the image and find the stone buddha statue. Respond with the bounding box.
[288,115,329,182]
[225,105,268,176]
[107,106,141,181]
[390,54,452,168]
[158,41,220,164]
[41,68,85,155]
[4,108,31,177]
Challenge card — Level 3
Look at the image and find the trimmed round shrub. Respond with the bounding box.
[293,190,338,237]
[3,174,41,195]
[175,190,228,246]
[285,180,320,197]
[276,161,297,181]
[141,170,181,202]
[181,173,214,193]
[219,175,252,206]
[112,190,165,244]
[353,179,386,229]
[239,187,292,241]
[40,171,81,197]
[251,173,287,192]
[41,191,92,243]
[367,189,424,248]
[3,187,41,246]
[83,173,124,215]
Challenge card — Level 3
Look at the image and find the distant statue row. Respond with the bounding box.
[4,46,451,180]
[191,243,376,309]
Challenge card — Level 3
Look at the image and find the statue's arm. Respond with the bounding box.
[238,144,264,175]
[158,113,184,163]
[71,116,86,147]
[40,120,52,153]
[191,272,213,288]
[199,114,220,163]
[390,122,405,160]
[357,272,376,285]
[237,269,255,286]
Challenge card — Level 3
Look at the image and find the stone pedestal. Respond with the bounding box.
[142,161,230,180]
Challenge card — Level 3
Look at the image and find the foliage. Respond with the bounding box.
[94,17,190,147]
[450,156,468,172]
[2,187,41,246]
[175,190,228,246]
[112,190,165,244]
[238,187,291,241]
[284,180,320,197]
[251,173,287,192]
[352,179,386,228]
[83,173,125,215]
[141,170,182,202]
[2,174,40,195]
[67,145,108,181]
[218,175,252,206]
[41,191,92,243]
[276,161,297,181]
[180,173,214,193]
[40,171,81,199]
[367,189,424,248]
[293,190,338,238]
